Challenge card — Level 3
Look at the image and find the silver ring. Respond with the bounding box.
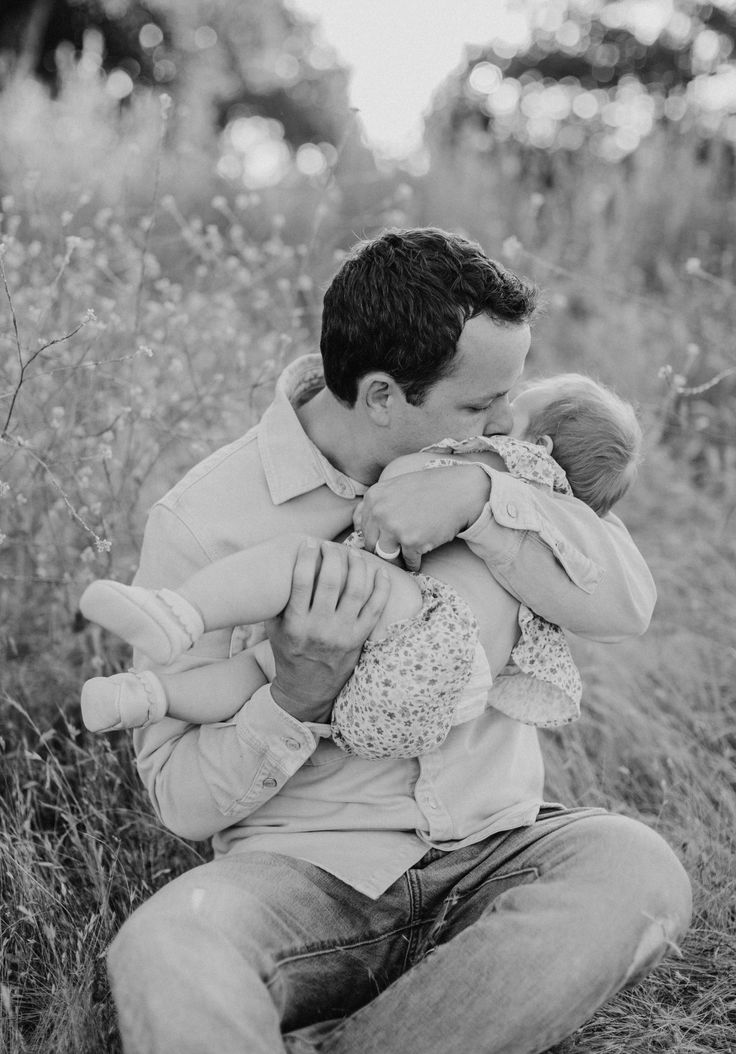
[374,540,402,561]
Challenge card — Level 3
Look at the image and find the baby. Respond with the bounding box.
[79,373,642,758]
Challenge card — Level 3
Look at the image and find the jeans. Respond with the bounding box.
[108,807,692,1054]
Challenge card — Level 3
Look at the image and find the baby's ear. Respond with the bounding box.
[537,434,554,454]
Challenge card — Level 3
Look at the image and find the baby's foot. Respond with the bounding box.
[81,669,168,732]
[79,581,204,664]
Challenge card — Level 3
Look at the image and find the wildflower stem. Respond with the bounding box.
[134,96,170,334]
[675,366,736,398]
[0,432,110,550]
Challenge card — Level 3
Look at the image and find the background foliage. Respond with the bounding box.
[1,1,735,1051]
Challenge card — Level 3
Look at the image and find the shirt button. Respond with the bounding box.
[262,777,278,788]
[506,502,517,518]
[426,798,438,810]
[285,739,300,751]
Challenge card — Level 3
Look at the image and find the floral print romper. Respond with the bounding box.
[330,436,582,760]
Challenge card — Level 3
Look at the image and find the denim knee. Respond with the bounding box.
[584,814,692,984]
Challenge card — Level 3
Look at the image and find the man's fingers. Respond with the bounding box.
[357,568,392,628]
[401,546,423,573]
[287,539,321,614]
[340,546,370,607]
[309,542,349,614]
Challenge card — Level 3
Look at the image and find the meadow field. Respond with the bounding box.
[1,68,736,1053]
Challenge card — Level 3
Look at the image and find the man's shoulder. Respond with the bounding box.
[159,426,262,513]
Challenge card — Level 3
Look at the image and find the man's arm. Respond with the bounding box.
[355,464,656,641]
[130,505,389,841]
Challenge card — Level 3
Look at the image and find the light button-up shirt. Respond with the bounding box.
[130,356,656,899]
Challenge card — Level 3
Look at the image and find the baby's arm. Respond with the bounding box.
[378,448,507,483]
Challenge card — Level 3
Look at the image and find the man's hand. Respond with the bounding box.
[355,465,491,571]
[267,539,391,724]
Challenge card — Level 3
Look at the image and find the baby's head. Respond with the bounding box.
[511,373,643,516]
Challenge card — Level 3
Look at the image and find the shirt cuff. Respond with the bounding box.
[458,468,535,567]
[232,685,320,803]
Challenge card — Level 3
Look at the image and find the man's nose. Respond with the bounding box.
[485,402,513,436]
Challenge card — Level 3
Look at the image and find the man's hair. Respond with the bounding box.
[320,227,538,406]
[523,373,643,517]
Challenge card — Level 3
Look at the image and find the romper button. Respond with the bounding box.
[262,777,278,788]
[506,502,517,518]
[285,739,300,750]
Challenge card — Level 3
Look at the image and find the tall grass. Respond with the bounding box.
[1,65,735,1053]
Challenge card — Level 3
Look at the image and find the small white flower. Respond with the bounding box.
[95,537,112,553]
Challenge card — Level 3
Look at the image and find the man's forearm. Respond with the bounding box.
[133,685,323,841]
[461,473,656,640]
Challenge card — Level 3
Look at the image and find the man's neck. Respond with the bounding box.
[296,388,383,486]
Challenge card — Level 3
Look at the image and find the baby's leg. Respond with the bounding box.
[80,535,421,665]
[157,649,270,723]
[176,534,309,629]
[80,534,319,665]
[180,537,422,636]
[81,649,270,733]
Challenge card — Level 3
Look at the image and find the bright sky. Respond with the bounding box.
[287,0,527,157]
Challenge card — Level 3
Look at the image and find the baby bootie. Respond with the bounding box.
[80,581,205,665]
[81,669,168,732]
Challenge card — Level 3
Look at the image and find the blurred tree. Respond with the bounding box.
[425,0,736,164]
[0,0,356,151]
[0,0,172,89]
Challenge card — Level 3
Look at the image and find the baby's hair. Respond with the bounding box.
[521,373,643,517]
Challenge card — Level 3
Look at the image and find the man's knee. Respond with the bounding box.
[581,814,692,981]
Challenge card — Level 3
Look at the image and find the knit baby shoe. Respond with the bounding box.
[81,669,168,732]
[80,581,205,665]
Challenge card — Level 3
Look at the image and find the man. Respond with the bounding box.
[108,228,691,1053]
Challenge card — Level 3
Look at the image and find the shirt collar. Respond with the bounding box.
[258,355,367,505]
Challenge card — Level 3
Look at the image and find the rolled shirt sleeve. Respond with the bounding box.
[134,685,328,841]
[129,503,327,841]
[458,469,656,641]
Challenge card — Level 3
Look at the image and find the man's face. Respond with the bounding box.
[390,314,531,455]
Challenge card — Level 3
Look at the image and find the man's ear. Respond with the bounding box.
[537,434,554,454]
[359,373,399,426]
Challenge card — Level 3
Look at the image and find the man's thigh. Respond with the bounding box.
[109,851,419,1033]
[415,806,690,975]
